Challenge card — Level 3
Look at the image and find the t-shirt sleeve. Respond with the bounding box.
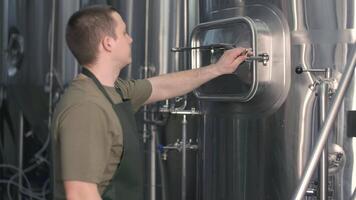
[58,101,111,183]
[115,79,152,112]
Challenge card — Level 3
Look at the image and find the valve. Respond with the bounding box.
[295,66,330,75]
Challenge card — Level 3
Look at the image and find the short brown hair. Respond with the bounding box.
[66,5,118,65]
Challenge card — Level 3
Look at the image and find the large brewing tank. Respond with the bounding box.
[1,0,54,142]
[0,0,80,142]
[197,0,356,200]
[112,0,146,80]
[146,0,198,76]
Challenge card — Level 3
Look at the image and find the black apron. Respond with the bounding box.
[82,68,144,200]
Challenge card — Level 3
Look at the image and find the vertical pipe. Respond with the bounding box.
[183,0,189,64]
[292,47,356,200]
[150,112,156,200]
[180,0,189,109]
[142,64,149,144]
[2,0,8,84]
[318,69,331,200]
[144,0,150,68]
[143,1,156,200]
[181,114,187,200]
[18,112,24,200]
[142,0,150,142]
[48,0,56,128]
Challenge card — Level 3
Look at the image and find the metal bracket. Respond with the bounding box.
[245,53,269,66]
[295,66,335,93]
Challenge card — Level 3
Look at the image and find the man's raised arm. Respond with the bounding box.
[145,48,251,104]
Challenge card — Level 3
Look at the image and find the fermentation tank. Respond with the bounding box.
[193,0,356,199]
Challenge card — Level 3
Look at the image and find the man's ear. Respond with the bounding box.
[101,36,113,52]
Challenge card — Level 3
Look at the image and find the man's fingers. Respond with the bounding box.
[232,54,247,66]
[230,48,247,58]
[227,47,253,60]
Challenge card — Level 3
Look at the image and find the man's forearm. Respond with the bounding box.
[64,181,102,200]
[146,64,221,104]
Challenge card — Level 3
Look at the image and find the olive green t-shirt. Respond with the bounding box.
[52,74,152,199]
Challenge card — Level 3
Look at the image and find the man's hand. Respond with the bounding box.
[211,47,252,75]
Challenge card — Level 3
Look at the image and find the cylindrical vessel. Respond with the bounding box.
[197,0,356,199]
[4,0,53,142]
[114,0,146,79]
[146,0,198,75]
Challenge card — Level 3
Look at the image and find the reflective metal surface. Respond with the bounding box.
[114,0,146,79]
[3,0,54,142]
[190,10,290,115]
[197,0,356,200]
[147,0,189,75]
[0,0,82,140]
[0,0,8,86]
[52,1,80,89]
[293,45,356,200]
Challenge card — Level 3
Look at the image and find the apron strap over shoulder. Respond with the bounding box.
[81,67,115,104]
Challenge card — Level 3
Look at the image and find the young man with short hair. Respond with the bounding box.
[52,5,250,200]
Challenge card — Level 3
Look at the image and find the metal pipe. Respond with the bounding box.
[171,43,236,52]
[142,64,149,143]
[150,112,156,200]
[292,46,356,200]
[143,1,156,200]
[178,0,190,111]
[48,0,56,128]
[318,68,331,200]
[156,135,168,200]
[1,0,9,84]
[183,0,189,66]
[144,0,149,68]
[18,112,24,200]
[181,114,187,200]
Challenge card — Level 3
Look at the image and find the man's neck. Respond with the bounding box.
[85,63,121,87]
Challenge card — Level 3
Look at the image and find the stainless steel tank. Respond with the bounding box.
[146,0,198,75]
[196,0,356,199]
[113,0,146,79]
[1,0,54,143]
[0,0,81,141]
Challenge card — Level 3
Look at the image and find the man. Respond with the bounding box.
[52,5,250,200]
